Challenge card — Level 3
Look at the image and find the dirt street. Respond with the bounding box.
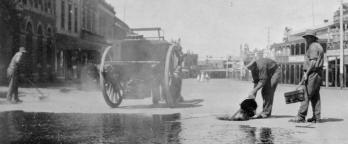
[0,79,347,144]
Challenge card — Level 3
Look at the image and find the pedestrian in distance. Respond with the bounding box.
[244,57,281,119]
[6,47,28,104]
[205,72,210,82]
[289,30,324,123]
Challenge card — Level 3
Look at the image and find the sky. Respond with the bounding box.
[106,0,339,59]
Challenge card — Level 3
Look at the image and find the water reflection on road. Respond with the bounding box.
[0,111,303,144]
[0,111,181,144]
[231,125,302,144]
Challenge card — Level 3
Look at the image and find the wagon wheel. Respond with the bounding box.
[100,46,123,108]
[163,45,180,106]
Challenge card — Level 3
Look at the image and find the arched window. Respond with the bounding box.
[25,22,33,54]
[37,25,43,35]
[47,27,52,37]
[37,24,44,67]
[26,22,33,33]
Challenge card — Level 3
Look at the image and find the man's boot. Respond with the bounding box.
[289,116,305,123]
[307,117,320,123]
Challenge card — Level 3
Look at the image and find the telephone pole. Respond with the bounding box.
[312,0,316,26]
[267,27,270,49]
[339,0,344,88]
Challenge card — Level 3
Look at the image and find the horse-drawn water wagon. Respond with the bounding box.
[99,28,183,108]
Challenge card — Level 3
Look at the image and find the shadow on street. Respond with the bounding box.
[119,99,204,109]
[320,118,344,123]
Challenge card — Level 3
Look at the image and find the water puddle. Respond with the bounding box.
[231,125,303,144]
[0,111,303,144]
[0,111,181,144]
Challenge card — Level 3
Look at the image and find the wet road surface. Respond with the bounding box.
[0,111,304,144]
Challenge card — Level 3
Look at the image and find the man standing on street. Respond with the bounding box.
[6,47,27,104]
[290,30,324,123]
[244,57,280,119]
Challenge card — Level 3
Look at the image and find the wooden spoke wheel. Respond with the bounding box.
[100,46,123,108]
[163,45,180,106]
[102,80,123,108]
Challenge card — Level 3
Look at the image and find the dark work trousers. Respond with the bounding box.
[260,68,281,117]
[6,73,19,101]
[297,71,322,119]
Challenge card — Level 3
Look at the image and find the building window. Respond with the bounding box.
[23,0,27,5]
[82,7,86,29]
[61,0,65,29]
[300,43,305,54]
[38,0,42,10]
[44,0,47,12]
[74,6,78,33]
[68,3,72,31]
[47,0,51,10]
[87,9,91,31]
[291,45,294,55]
[295,44,300,55]
[34,0,38,8]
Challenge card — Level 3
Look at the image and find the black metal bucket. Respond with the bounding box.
[284,89,305,104]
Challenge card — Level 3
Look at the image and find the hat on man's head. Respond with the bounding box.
[242,55,252,65]
[302,29,318,39]
[19,46,27,53]
[242,55,256,69]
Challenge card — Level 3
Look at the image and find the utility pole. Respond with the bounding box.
[123,0,127,21]
[267,27,270,49]
[325,19,330,87]
[312,0,316,26]
[340,0,344,88]
[266,27,271,58]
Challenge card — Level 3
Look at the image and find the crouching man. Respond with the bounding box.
[244,57,281,119]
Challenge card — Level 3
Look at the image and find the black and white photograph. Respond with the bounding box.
[0,0,347,143]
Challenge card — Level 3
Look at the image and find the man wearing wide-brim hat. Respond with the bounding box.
[289,29,324,123]
[6,46,28,104]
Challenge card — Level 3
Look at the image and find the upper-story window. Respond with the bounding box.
[300,43,305,54]
[290,45,295,55]
[82,6,87,29]
[68,3,72,31]
[44,0,48,12]
[295,44,300,55]
[74,6,78,33]
[61,0,65,29]
[38,0,42,10]
[34,0,38,8]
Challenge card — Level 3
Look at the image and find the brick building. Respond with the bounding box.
[0,0,56,82]
[55,0,130,80]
